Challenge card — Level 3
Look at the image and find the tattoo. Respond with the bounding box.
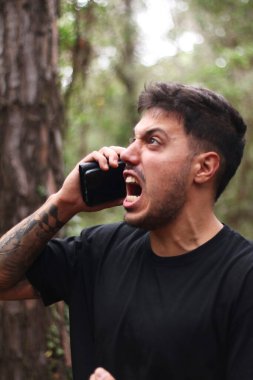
[38,205,64,236]
[0,205,64,255]
[0,204,64,287]
[0,218,37,256]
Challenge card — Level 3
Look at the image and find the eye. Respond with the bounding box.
[147,136,160,145]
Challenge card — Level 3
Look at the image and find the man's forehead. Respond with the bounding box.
[134,109,184,135]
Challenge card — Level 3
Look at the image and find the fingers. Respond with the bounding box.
[89,367,116,380]
[82,146,126,170]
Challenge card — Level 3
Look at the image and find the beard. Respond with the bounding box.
[124,162,191,231]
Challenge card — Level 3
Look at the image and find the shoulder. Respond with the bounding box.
[219,226,253,281]
[217,226,253,302]
[218,225,253,260]
[81,222,147,248]
[79,222,149,265]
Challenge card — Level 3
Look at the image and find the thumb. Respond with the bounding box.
[89,367,116,380]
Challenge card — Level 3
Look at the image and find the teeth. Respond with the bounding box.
[125,176,138,184]
[126,195,139,202]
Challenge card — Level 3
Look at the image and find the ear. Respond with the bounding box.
[193,152,220,184]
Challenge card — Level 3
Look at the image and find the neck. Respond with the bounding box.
[149,211,223,257]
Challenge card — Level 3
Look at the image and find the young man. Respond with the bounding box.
[0,82,253,380]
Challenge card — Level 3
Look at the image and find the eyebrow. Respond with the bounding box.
[134,127,169,140]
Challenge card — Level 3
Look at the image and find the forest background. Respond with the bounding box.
[61,0,253,237]
[1,0,253,379]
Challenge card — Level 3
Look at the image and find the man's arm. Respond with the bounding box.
[0,146,125,299]
[0,278,39,300]
[0,199,65,291]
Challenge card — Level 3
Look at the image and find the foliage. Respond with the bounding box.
[59,0,140,149]
[59,0,141,234]
[168,0,253,238]
[46,305,72,379]
[58,0,253,240]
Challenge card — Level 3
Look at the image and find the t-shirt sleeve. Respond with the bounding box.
[25,222,126,307]
[226,268,253,379]
[26,234,83,306]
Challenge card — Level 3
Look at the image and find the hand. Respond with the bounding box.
[89,367,116,380]
[83,146,126,172]
[54,146,126,219]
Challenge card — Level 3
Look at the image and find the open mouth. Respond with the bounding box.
[125,175,142,202]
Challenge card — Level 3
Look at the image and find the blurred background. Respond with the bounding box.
[1,0,253,378]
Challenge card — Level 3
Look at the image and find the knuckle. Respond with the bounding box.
[99,147,109,153]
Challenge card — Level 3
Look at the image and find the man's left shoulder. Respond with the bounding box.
[223,225,253,257]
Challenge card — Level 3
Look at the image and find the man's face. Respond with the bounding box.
[121,108,196,230]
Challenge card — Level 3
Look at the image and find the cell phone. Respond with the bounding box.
[79,160,126,206]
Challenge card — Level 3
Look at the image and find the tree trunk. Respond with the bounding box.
[0,1,67,378]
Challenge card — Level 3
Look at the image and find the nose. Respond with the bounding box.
[121,139,140,166]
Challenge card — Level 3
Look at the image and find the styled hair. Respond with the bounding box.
[138,82,247,200]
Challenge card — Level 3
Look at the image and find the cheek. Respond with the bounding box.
[141,151,191,186]
[145,160,190,193]
[144,165,170,193]
[147,160,174,180]
[143,155,169,174]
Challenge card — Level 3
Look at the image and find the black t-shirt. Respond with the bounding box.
[26,223,253,380]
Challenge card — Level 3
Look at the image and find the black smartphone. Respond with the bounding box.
[79,160,126,206]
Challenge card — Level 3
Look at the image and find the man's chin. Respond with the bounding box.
[124,213,145,229]
[124,213,158,231]
[124,208,181,231]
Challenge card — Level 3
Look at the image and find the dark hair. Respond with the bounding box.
[138,82,247,200]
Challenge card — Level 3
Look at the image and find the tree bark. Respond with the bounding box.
[0,1,67,379]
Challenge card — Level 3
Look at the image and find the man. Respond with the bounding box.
[0,82,253,380]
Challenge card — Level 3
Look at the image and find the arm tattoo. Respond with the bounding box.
[0,218,38,255]
[0,204,64,288]
[1,205,64,255]
[38,205,64,236]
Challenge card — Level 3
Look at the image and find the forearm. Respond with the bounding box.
[0,193,70,290]
[0,146,125,290]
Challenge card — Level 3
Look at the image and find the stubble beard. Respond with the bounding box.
[124,164,190,231]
